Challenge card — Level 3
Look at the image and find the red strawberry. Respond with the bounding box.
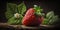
[22,5,44,26]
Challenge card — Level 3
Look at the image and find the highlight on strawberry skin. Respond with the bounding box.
[22,5,44,26]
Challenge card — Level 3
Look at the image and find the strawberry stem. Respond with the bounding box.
[34,5,43,16]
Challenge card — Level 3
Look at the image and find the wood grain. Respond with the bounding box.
[0,23,55,29]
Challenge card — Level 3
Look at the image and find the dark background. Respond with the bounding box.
[0,0,60,23]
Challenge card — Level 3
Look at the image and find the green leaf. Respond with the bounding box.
[42,11,55,25]
[6,2,26,25]
[18,2,26,15]
[48,15,59,25]
[5,3,17,19]
[34,5,43,16]
[46,11,54,19]
[34,5,43,12]
[16,14,23,24]
[7,17,17,25]
[7,14,23,25]
[42,18,49,25]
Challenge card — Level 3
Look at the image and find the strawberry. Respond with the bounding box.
[22,5,44,26]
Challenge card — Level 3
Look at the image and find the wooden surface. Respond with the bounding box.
[0,23,55,30]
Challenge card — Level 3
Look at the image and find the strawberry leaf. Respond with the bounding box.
[7,14,23,25]
[5,3,17,19]
[7,17,17,25]
[18,2,26,15]
[48,15,59,25]
[6,2,26,25]
[46,11,54,19]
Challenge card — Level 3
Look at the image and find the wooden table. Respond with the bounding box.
[0,23,56,30]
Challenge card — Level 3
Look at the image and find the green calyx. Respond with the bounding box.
[34,5,44,16]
